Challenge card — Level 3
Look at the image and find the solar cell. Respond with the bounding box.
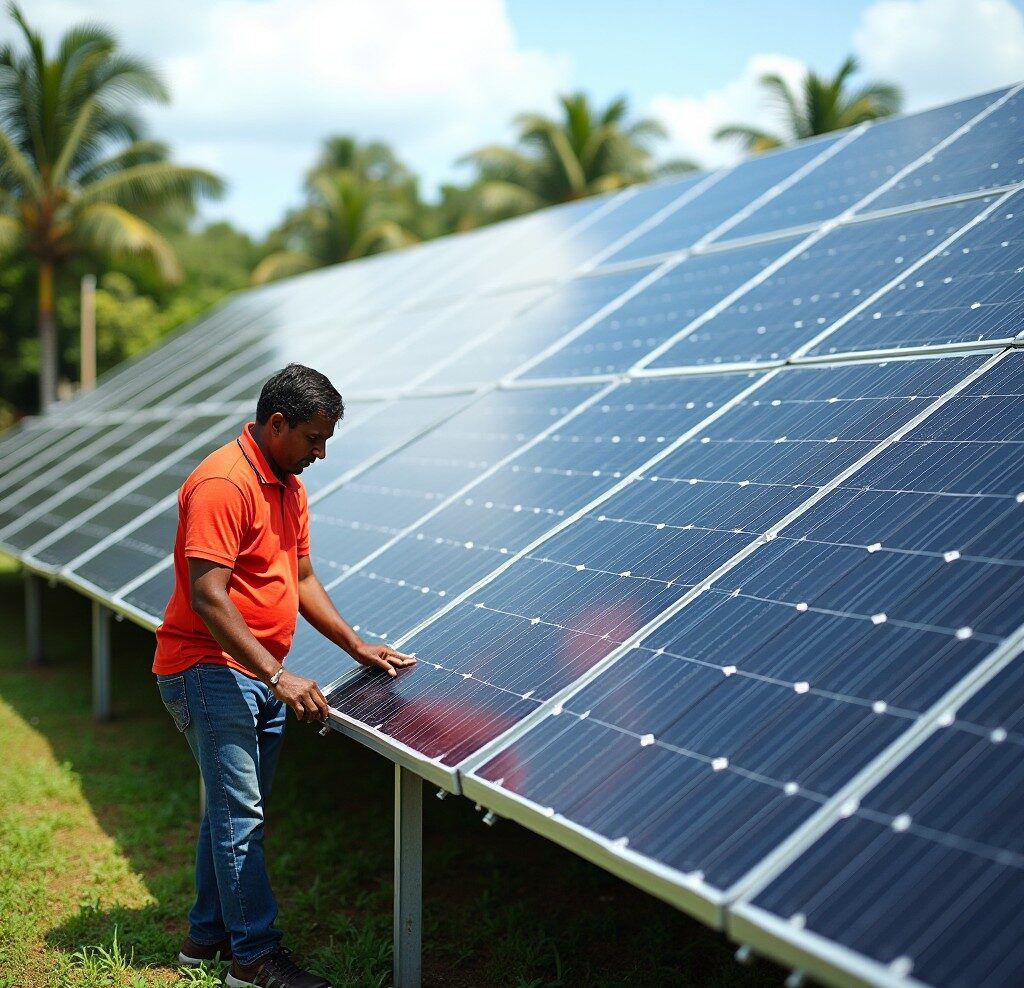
[121,563,174,624]
[741,645,1024,988]
[642,198,993,370]
[725,91,1000,242]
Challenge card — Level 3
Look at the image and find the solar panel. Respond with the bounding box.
[601,133,844,266]
[724,90,1003,242]
[326,354,986,781]
[463,350,1019,923]
[640,198,996,371]
[870,88,1024,211]
[800,189,1024,358]
[2,85,1022,988]
[734,640,1024,988]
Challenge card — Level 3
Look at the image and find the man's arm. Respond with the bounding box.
[189,557,329,721]
[297,555,416,678]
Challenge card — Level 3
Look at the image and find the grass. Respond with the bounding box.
[0,560,785,987]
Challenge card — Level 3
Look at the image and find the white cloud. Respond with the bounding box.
[20,0,570,233]
[854,0,1024,111]
[648,54,807,171]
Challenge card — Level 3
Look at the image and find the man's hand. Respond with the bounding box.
[271,669,330,722]
[352,641,417,677]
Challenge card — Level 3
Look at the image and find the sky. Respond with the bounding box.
[19,0,1024,235]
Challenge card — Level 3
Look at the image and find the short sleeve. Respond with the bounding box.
[296,483,310,557]
[184,478,250,567]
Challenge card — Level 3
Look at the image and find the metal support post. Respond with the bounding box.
[24,571,43,664]
[394,765,423,988]
[199,774,207,821]
[92,601,112,721]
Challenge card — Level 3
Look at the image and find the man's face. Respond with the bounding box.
[266,411,337,475]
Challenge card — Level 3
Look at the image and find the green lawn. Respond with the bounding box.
[0,561,784,987]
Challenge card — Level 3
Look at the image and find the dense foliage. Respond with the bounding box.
[0,1,903,420]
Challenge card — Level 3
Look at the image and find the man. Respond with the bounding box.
[153,364,415,988]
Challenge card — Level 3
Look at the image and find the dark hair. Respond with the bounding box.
[256,364,344,426]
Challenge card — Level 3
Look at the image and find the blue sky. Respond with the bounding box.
[23,0,1024,234]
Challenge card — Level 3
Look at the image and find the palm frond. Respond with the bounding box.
[251,249,318,285]
[714,124,784,152]
[75,201,182,281]
[0,212,24,254]
[76,161,224,210]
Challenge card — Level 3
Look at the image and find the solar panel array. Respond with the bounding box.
[2,84,1023,988]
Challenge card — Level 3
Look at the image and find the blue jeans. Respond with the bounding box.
[157,663,287,964]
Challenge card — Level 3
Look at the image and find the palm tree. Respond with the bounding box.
[715,56,902,153]
[251,168,419,284]
[0,3,224,411]
[462,92,696,221]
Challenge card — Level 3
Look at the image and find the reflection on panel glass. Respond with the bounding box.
[341,287,548,392]
[751,650,1024,988]
[727,92,998,242]
[647,199,990,369]
[328,355,982,766]
[416,267,654,388]
[871,87,1024,212]
[520,239,795,379]
[606,135,841,265]
[808,190,1024,356]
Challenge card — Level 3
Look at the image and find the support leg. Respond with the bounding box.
[199,773,207,821]
[92,601,111,721]
[24,571,43,664]
[394,765,422,988]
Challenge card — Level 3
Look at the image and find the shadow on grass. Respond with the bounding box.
[2,572,786,988]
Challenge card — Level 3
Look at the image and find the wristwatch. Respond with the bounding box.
[269,667,284,687]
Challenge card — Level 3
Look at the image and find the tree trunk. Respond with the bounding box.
[37,261,58,414]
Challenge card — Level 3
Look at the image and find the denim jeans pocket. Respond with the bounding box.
[157,674,190,732]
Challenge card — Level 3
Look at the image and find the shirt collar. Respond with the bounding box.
[238,422,299,492]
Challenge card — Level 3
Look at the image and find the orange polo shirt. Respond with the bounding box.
[152,423,310,677]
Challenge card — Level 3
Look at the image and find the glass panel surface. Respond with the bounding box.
[290,374,758,685]
[808,190,1024,356]
[520,238,796,380]
[726,93,999,242]
[472,351,1020,888]
[327,354,982,764]
[647,199,991,369]
[871,87,1024,211]
[606,135,841,265]
[751,650,1024,988]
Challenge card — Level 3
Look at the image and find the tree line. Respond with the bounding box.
[0,3,902,420]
